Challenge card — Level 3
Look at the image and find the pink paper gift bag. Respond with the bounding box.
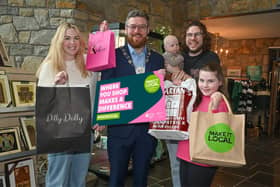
[86,30,116,72]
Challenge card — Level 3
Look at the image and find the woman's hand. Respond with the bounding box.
[92,124,106,132]
[210,91,223,110]
[54,71,68,84]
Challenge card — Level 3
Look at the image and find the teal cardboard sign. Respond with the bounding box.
[93,71,166,125]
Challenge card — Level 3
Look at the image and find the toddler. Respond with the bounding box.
[163,35,182,187]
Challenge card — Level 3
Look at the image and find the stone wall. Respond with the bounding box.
[185,0,280,79]
[186,0,280,19]
[0,0,101,71]
[1,0,280,75]
[0,0,189,71]
[217,38,280,79]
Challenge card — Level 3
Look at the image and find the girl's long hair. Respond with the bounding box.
[36,22,88,78]
[193,62,227,109]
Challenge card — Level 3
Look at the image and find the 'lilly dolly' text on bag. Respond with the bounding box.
[36,86,91,154]
[189,95,246,167]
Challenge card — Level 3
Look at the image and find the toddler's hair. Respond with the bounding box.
[162,52,184,70]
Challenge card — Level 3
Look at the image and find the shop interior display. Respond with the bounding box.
[0,65,39,186]
[0,22,278,186]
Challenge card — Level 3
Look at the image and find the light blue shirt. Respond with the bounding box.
[127,44,146,72]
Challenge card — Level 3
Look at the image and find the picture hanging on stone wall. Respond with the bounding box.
[11,81,36,107]
[0,53,3,66]
[5,158,36,187]
[0,74,12,107]
[0,175,6,187]
[19,117,36,150]
[0,128,21,156]
[0,37,11,67]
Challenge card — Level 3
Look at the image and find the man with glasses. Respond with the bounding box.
[182,20,220,78]
[101,9,164,187]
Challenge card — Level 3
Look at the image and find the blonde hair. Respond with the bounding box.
[36,22,89,78]
[162,52,184,70]
[163,35,178,49]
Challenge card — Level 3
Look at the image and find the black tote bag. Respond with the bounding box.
[36,86,91,154]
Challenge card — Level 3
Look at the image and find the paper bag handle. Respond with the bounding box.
[208,93,232,114]
[50,81,71,103]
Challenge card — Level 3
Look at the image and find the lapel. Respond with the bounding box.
[124,44,152,73]
[121,44,152,73]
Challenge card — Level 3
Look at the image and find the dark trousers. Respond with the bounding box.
[107,126,157,187]
[180,159,217,187]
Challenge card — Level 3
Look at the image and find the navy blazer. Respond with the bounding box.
[101,45,164,138]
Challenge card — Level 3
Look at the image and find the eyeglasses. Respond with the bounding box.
[186,32,203,38]
[126,24,148,31]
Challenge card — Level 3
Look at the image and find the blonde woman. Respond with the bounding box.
[36,22,101,187]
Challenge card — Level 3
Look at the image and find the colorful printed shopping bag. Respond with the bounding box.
[189,95,246,167]
[149,78,197,140]
[86,30,116,72]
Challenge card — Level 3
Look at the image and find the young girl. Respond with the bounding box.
[177,62,229,187]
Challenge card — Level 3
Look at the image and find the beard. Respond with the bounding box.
[188,45,203,55]
[127,34,147,49]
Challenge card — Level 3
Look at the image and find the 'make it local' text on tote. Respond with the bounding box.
[36,86,91,154]
[189,95,246,167]
[86,30,116,72]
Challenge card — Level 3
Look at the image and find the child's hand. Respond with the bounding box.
[54,71,68,84]
[173,79,182,86]
[171,70,191,82]
[210,92,222,110]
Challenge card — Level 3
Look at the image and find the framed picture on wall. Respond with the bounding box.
[227,66,242,77]
[11,81,36,107]
[0,37,11,67]
[5,158,36,187]
[0,128,21,156]
[19,117,36,150]
[0,175,7,187]
[0,74,12,107]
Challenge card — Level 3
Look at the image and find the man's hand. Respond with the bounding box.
[92,124,106,132]
[157,69,166,76]
[99,20,109,31]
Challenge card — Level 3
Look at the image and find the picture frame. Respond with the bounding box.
[6,158,36,187]
[227,66,242,77]
[0,37,11,67]
[11,81,36,107]
[0,74,12,107]
[19,117,36,150]
[0,175,7,187]
[0,128,21,156]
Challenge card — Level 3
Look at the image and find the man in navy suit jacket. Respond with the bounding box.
[101,9,164,187]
